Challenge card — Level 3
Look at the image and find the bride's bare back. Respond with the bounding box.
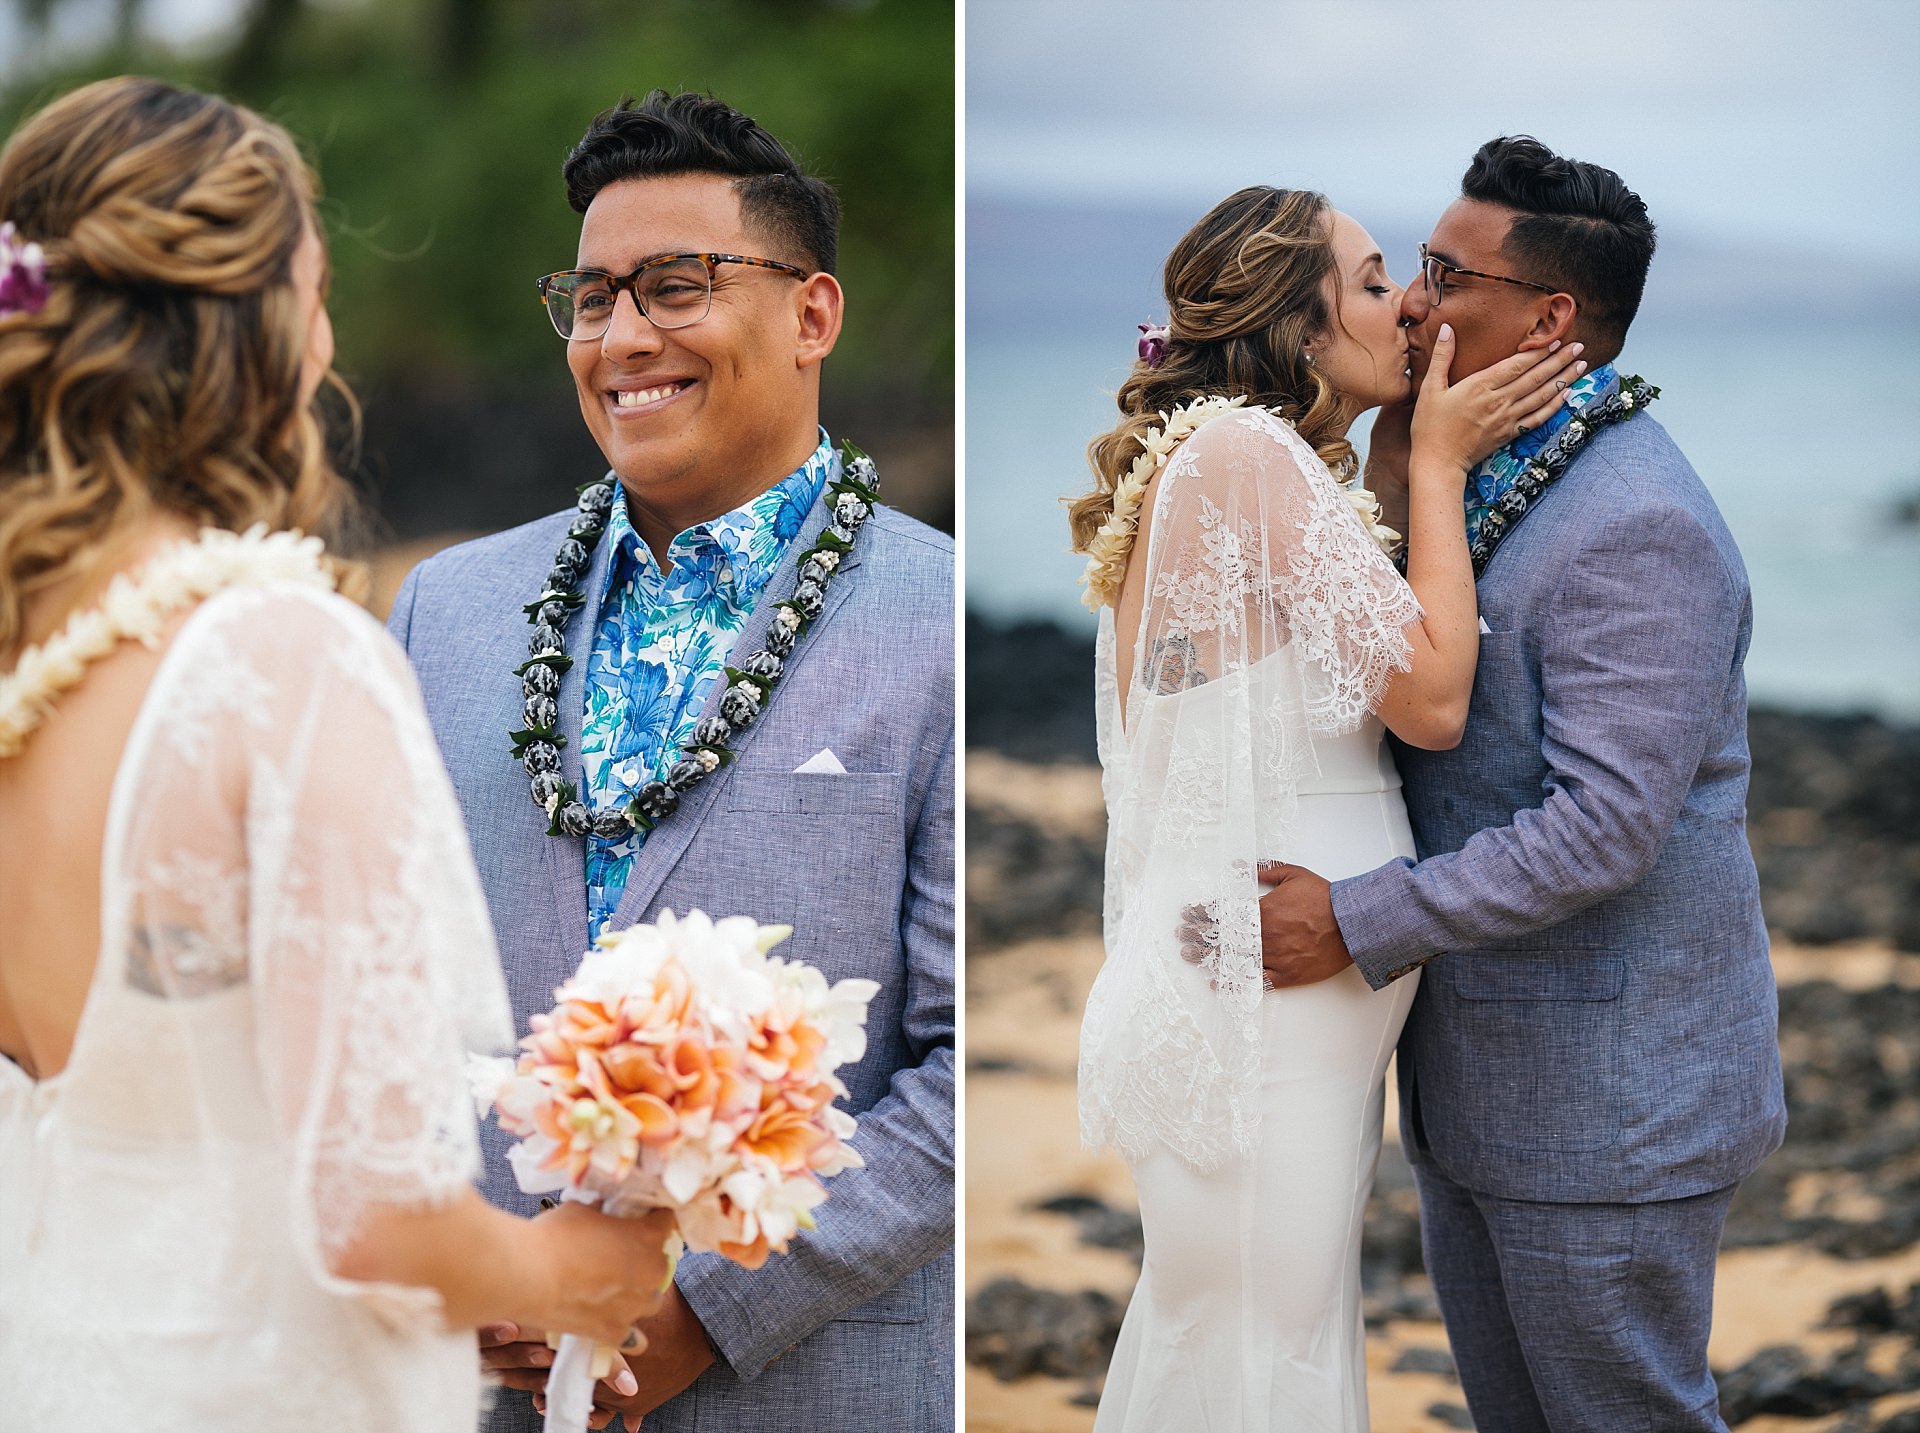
[0,524,193,1079]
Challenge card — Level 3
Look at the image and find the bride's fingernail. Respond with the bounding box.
[1548,339,1561,352]
[1569,342,1584,353]
[1438,322,1452,340]
[1575,361,1588,374]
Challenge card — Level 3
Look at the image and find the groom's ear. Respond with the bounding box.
[793,272,843,370]
[1519,292,1578,351]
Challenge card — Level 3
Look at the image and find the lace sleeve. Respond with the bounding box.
[168,588,512,1314]
[1132,408,1420,733]
[1081,410,1419,1170]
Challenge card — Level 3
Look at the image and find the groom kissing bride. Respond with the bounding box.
[390,92,954,1432]
[1076,136,1783,1433]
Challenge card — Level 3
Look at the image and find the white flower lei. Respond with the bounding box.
[1079,396,1401,611]
[0,524,334,757]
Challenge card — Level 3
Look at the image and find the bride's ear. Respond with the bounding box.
[1527,293,1578,348]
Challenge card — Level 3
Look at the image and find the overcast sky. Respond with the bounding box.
[968,0,1919,263]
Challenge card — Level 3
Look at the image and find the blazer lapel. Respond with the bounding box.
[605,496,860,932]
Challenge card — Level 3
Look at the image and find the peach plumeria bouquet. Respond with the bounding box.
[469,909,877,1433]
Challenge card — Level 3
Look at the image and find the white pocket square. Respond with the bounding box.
[1478,617,1494,635]
[792,747,847,775]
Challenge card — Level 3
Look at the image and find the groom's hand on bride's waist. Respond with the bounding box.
[1177,863,1353,989]
[1253,863,1354,988]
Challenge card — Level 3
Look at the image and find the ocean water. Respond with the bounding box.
[967,313,1920,721]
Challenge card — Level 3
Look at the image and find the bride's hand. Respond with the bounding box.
[1409,325,1587,475]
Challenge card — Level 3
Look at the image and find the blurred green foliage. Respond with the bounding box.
[1,0,953,405]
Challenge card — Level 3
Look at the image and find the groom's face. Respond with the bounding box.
[567,173,832,525]
[1402,198,1546,385]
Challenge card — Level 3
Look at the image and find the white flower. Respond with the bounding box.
[466,1053,516,1118]
[0,525,334,758]
[1079,395,1251,610]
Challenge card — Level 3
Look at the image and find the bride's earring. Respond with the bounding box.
[1303,352,1315,367]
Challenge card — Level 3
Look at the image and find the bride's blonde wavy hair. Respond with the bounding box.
[1070,186,1355,554]
[0,75,360,652]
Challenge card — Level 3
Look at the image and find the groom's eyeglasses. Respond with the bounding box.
[1419,243,1559,308]
[537,253,809,341]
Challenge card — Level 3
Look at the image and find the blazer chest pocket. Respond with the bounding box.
[724,771,901,816]
[835,1265,928,1324]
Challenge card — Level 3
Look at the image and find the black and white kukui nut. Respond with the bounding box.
[692,715,732,749]
[523,662,561,696]
[635,781,679,820]
[523,694,559,732]
[522,740,561,776]
[764,621,798,657]
[578,482,613,511]
[799,552,839,585]
[833,493,870,529]
[742,651,782,681]
[591,808,631,840]
[530,771,565,809]
[666,758,708,792]
[530,622,565,656]
[536,600,570,629]
[719,683,763,727]
[556,802,592,837]
[792,581,826,620]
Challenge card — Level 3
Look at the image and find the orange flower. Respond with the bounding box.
[738,1100,829,1173]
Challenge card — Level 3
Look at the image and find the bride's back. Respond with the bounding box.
[0,77,353,1079]
[0,566,188,1077]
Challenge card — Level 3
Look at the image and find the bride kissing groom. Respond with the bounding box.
[1075,136,1783,1433]
[389,92,954,1433]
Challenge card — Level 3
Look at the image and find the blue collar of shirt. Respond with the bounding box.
[1466,360,1620,506]
[600,432,836,609]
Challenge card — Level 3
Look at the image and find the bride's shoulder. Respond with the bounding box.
[184,582,408,689]
[1170,403,1325,484]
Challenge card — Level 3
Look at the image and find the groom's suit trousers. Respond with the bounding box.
[1414,1160,1737,1433]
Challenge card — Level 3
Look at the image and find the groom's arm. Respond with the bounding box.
[1332,496,1744,988]
[675,728,956,1378]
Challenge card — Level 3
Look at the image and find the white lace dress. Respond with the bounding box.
[1080,409,1424,1432]
[0,583,513,1431]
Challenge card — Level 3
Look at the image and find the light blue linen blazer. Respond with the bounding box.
[389,489,954,1433]
[1332,414,1787,1205]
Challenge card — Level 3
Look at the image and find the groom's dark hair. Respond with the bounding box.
[1463,136,1655,357]
[561,90,839,275]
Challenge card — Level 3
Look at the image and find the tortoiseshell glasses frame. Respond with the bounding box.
[537,252,809,340]
[1418,242,1562,309]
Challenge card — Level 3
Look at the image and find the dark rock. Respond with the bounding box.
[1714,1341,1900,1424]
[966,611,1097,764]
[965,804,1104,951]
[1392,1346,1459,1379]
[964,1277,1126,1382]
[1033,1193,1145,1263]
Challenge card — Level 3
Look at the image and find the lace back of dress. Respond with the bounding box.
[1081,408,1420,1170]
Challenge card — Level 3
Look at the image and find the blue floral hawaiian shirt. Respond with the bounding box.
[579,434,833,935]
[1463,361,1619,552]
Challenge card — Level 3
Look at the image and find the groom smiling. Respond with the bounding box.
[389,92,954,1432]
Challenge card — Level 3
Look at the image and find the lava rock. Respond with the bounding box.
[965,1277,1125,1382]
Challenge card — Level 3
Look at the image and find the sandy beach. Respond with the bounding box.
[964,749,1920,1433]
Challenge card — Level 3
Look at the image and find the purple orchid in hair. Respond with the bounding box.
[0,222,49,319]
[1137,322,1169,370]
